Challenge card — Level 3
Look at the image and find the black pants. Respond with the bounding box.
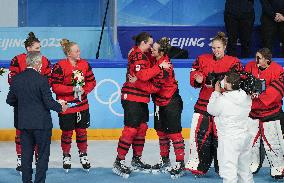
[21,129,52,183]
[58,109,90,131]
[154,93,183,134]
[122,100,149,128]
[224,12,255,58]
[261,14,284,57]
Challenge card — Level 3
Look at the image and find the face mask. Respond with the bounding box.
[220,79,225,89]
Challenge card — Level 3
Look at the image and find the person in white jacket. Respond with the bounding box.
[207,72,254,183]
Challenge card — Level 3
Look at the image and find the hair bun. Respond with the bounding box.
[217,32,226,38]
[24,32,39,48]
[157,37,171,55]
[28,32,36,38]
[212,31,228,46]
[60,39,70,47]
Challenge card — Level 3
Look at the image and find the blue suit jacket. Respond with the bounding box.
[6,68,62,129]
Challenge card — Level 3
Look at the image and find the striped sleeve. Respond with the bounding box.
[51,63,74,95]
[8,56,20,85]
[83,63,96,94]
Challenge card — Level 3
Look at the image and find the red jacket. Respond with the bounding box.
[190,54,243,115]
[51,59,96,114]
[8,53,52,84]
[121,46,161,103]
[245,61,283,121]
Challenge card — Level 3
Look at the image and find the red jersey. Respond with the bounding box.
[190,54,243,115]
[150,55,178,106]
[51,59,96,114]
[245,61,284,121]
[8,53,52,84]
[121,46,161,103]
[245,61,283,87]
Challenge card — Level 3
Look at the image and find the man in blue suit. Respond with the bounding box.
[6,51,67,183]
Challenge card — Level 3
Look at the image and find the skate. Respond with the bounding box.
[131,156,151,173]
[271,167,284,180]
[185,160,206,176]
[168,161,185,179]
[79,152,91,172]
[151,156,171,174]
[16,155,22,175]
[63,153,71,173]
[112,157,131,179]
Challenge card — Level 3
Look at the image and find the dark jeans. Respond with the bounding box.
[261,14,284,57]
[21,129,52,183]
[224,12,255,58]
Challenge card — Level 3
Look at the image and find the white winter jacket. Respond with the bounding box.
[207,90,252,137]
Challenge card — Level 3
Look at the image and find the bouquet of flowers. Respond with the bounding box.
[71,70,85,101]
[0,68,5,76]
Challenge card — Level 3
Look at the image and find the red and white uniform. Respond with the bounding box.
[151,55,178,106]
[51,58,96,155]
[186,54,243,175]
[51,59,96,114]
[245,61,284,177]
[190,54,243,114]
[121,46,161,103]
[131,55,185,163]
[135,55,178,105]
[152,55,184,163]
[117,47,162,161]
[245,61,283,120]
[8,53,51,156]
[9,53,51,84]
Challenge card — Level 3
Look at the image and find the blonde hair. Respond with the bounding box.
[212,32,228,46]
[60,39,77,56]
[156,37,171,55]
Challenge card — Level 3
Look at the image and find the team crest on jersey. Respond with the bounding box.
[135,65,141,71]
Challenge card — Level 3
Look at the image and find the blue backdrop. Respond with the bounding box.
[118,0,262,26]
[1,59,284,129]
[18,0,262,27]
[0,66,197,129]
[0,27,113,60]
[118,26,283,59]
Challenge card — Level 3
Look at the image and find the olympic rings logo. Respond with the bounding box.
[94,79,123,117]
[93,78,154,117]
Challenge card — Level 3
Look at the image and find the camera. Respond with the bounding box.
[205,72,225,86]
[240,72,266,95]
[205,71,266,95]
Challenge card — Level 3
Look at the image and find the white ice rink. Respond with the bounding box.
[0,140,190,169]
[0,140,269,169]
